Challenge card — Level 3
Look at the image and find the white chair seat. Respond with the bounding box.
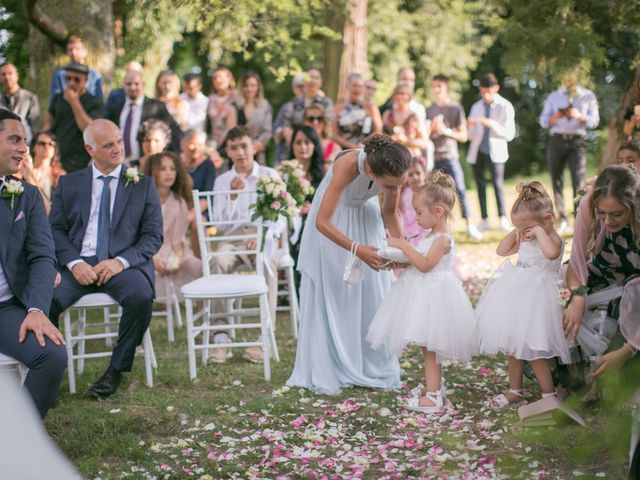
[0,353,19,364]
[71,293,118,308]
[182,274,267,297]
[277,253,295,268]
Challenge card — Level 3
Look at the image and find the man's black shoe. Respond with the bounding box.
[89,366,123,399]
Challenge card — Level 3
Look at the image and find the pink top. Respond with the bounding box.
[398,186,426,246]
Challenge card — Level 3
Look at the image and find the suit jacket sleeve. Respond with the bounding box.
[117,179,164,268]
[24,187,58,313]
[49,176,82,266]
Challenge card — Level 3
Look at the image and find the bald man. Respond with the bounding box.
[49,119,163,398]
[105,69,180,163]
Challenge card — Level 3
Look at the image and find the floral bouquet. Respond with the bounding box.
[250,175,298,251]
[558,282,589,309]
[277,160,315,207]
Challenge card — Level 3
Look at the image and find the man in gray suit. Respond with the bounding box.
[0,109,66,418]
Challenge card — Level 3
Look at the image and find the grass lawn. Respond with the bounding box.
[44,172,634,479]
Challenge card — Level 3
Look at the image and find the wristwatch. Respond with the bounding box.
[27,307,45,314]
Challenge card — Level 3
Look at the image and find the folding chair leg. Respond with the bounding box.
[103,306,114,348]
[143,330,155,388]
[77,310,86,375]
[185,299,197,381]
[201,306,211,367]
[260,293,272,381]
[287,267,299,338]
[173,291,183,329]
[63,311,76,394]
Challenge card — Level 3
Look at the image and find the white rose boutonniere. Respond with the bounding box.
[124,167,142,187]
[2,179,25,210]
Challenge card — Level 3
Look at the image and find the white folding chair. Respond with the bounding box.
[181,189,279,381]
[0,353,28,384]
[276,228,299,338]
[152,280,183,342]
[62,293,157,394]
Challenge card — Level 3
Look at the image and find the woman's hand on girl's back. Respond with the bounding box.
[357,244,385,271]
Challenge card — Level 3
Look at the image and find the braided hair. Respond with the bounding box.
[363,133,411,177]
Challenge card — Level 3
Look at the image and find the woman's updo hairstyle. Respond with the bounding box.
[363,133,411,177]
[414,170,457,220]
[511,181,554,221]
[589,164,640,249]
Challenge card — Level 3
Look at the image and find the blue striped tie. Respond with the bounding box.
[96,176,113,262]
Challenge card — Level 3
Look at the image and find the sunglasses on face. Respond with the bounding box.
[65,75,84,83]
[306,116,324,123]
[36,140,56,147]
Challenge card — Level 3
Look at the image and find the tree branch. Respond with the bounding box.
[25,0,69,48]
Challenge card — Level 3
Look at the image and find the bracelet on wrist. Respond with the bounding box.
[570,285,588,298]
[624,343,638,356]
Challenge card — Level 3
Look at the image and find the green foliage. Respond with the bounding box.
[367,0,498,104]
[0,1,30,80]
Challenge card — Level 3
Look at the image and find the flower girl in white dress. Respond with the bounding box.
[367,172,476,413]
[477,182,570,407]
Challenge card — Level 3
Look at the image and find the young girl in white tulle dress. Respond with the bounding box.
[367,171,476,413]
[476,182,570,407]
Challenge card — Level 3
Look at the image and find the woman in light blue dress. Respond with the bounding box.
[287,134,412,394]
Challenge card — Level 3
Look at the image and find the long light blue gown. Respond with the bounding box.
[286,150,401,394]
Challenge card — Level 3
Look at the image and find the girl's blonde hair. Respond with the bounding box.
[414,170,457,221]
[588,164,640,253]
[511,181,554,221]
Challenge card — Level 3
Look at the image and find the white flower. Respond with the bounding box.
[124,166,142,186]
[5,179,24,194]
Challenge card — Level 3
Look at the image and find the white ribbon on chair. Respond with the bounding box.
[262,219,285,276]
[289,215,303,245]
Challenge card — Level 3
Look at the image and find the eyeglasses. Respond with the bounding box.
[305,116,324,123]
[365,86,377,91]
[65,75,83,83]
[36,140,56,147]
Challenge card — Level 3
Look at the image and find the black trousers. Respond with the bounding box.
[472,152,506,219]
[546,134,587,220]
[49,258,153,373]
[0,298,67,417]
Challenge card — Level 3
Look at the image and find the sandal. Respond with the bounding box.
[488,388,526,409]
[405,390,443,413]
[541,391,557,399]
[410,379,447,401]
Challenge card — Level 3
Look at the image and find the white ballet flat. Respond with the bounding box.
[488,388,526,409]
[405,390,443,413]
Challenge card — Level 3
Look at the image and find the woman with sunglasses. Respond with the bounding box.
[22,131,64,210]
[304,104,341,174]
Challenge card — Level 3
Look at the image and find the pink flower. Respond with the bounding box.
[281,191,289,199]
[300,178,311,188]
[270,201,282,210]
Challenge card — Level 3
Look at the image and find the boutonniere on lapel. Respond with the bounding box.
[124,167,142,187]
[2,179,24,210]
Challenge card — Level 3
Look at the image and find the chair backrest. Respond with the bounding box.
[193,189,264,277]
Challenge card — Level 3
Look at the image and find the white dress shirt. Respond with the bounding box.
[67,163,130,270]
[212,162,281,233]
[180,91,209,133]
[119,96,144,161]
[0,176,13,302]
[539,86,599,136]
[466,93,516,165]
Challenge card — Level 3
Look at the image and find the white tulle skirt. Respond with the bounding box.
[367,268,477,363]
[476,260,571,363]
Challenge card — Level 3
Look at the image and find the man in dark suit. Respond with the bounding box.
[105,69,180,164]
[49,119,163,399]
[0,109,67,418]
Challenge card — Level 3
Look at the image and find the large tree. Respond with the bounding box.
[496,0,640,164]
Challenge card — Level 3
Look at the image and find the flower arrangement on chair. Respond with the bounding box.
[277,160,315,207]
[250,175,298,252]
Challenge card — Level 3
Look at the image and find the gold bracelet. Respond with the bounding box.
[624,343,638,356]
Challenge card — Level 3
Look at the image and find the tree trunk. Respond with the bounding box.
[26,0,115,110]
[323,1,347,102]
[337,0,368,102]
[602,66,640,166]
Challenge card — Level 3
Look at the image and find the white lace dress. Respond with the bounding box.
[367,233,477,363]
[476,239,571,363]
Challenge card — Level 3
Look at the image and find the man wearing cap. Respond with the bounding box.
[43,62,103,173]
[49,36,103,101]
[466,73,515,232]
